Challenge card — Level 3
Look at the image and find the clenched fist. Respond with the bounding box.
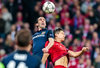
[82,47,89,52]
[42,48,48,53]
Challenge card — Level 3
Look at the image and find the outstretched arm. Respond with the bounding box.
[41,53,50,64]
[68,47,89,58]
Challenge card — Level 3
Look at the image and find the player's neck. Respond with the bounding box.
[17,46,30,52]
[55,38,62,43]
[38,27,42,31]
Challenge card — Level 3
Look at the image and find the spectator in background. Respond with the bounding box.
[55,2,62,14]
[94,47,100,68]
[84,40,91,59]
[83,19,90,39]
[0,0,4,13]
[64,24,70,37]
[94,47,100,59]
[33,23,38,33]
[15,21,23,31]
[74,28,82,40]
[39,10,45,17]
[23,22,30,31]
[85,6,93,17]
[10,24,16,41]
[2,7,12,34]
[16,12,23,22]
[94,5,100,21]
[87,10,98,25]
[48,19,56,30]
[69,0,80,18]
[73,10,85,29]
[5,34,14,54]
[5,0,17,23]
[0,13,6,39]
[87,25,94,39]
[93,0,100,10]
[86,59,92,68]
[60,12,72,27]
[81,0,94,14]
[91,32,99,46]
[77,55,87,68]
[55,22,61,28]
[0,36,6,59]
[15,12,23,31]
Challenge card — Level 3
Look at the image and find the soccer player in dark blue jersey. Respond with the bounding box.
[1,29,44,68]
[32,17,54,59]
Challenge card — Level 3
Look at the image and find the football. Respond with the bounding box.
[42,1,55,13]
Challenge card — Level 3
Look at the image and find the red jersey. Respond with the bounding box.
[45,41,69,63]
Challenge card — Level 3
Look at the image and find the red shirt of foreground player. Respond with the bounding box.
[45,41,69,63]
[42,28,89,68]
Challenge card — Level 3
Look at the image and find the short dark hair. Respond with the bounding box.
[54,28,63,37]
[16,29,32,47]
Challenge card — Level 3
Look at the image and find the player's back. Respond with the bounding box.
[1,50,41,68]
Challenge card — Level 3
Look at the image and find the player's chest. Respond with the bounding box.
[32,31,47,40]
[53,44,66,51]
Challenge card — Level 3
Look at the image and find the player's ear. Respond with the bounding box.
[15,39,18,45]
[55,33,58,37]
[15,34,18,45]
[29,40,33,46]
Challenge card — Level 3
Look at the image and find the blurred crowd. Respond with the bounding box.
[0,0,100,68]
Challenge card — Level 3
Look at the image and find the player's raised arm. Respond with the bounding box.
[42,30,54,53]
[45,38,54,50]
[41,53,50,64]
[68,47,89,58]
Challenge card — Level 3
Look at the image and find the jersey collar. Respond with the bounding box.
[16,50,29,54]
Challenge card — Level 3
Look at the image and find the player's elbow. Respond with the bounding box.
[49,40,54,45]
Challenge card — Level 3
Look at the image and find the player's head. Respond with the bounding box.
[54,28,65,42]
[37,17,46,28]
[16,29,32,50]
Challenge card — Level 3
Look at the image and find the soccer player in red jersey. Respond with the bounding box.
[42,28,89,68]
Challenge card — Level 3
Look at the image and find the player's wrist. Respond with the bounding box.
[45,47,49,50]
[82,49,85,53]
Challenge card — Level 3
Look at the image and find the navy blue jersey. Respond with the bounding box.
[1,50,42,68]
[32,29,54,59]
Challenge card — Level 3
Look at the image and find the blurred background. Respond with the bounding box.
[0,0,100,68]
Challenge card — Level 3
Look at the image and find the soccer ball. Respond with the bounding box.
[42,1,55,13]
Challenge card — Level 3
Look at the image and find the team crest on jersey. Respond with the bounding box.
[41,32,46,35]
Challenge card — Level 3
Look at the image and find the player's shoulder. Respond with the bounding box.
[47,29,53,32]
[32,32,40,36]
[54,41,60,44]
[1,51,16,62]
[28,55,41,63]
[45,41,49,47]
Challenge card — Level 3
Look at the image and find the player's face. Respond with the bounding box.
[57,31,65,41]
[38,17,46,28]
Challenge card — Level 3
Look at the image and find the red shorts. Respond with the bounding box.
[54,65,67,68]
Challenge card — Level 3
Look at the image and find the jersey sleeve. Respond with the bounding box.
[45,41,51,54]
[47,30,54,38]
[66,48,69,52]
[45,41,49,47]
